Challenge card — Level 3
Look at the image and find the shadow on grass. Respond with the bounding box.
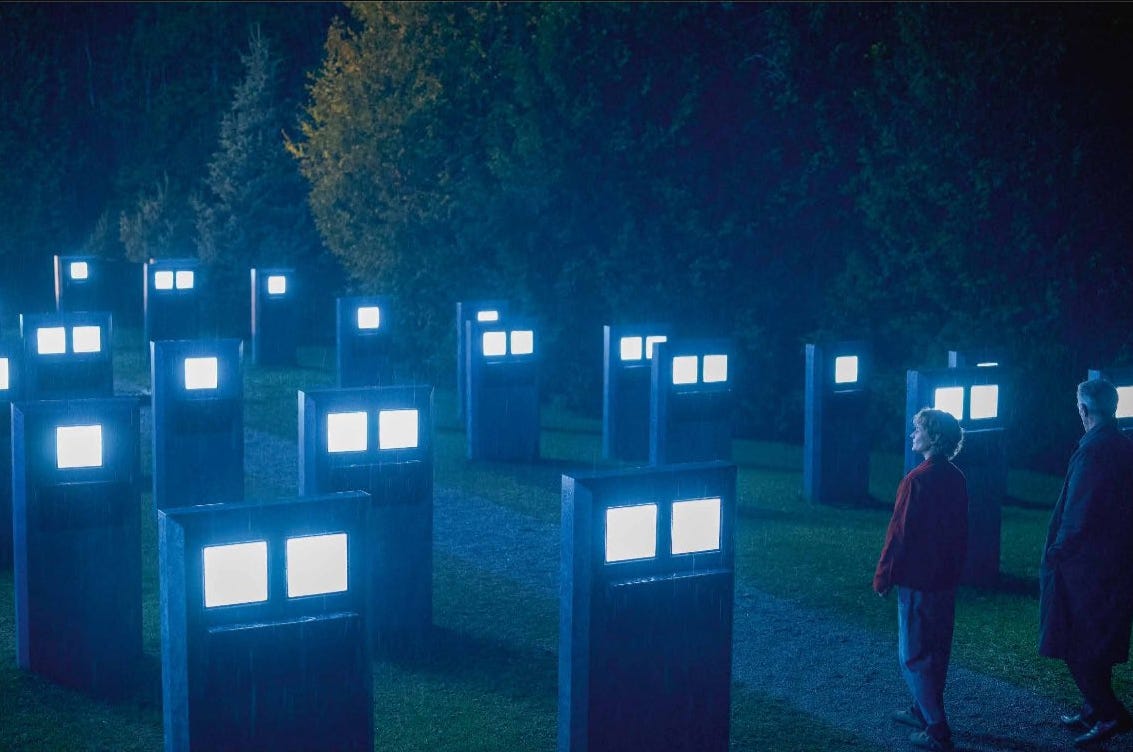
[375,624,557,703]
[1003,495,1055,512]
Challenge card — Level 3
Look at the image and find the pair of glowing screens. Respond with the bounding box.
[933,384,1000,421]
[605,497,722,563]
[55,424,104,469]
[619,335,668,362]
[672,354,728,385]
[36,326,102,355]
[482,330,534,357]
[69,261,89,280]
[202,533,348,608]
[326,409,419,453]
[153,270,195,290]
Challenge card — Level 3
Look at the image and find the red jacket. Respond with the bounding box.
[874,456,969,593]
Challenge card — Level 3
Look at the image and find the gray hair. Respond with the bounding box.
[1078,378,1119,419]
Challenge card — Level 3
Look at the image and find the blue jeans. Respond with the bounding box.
[897,586,956,739]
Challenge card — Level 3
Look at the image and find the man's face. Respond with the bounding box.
[1078,401,1088,431]
[910,423,932,455]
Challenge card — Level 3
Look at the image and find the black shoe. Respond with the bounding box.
[1061,712,1095,731]
[1073,717,1133,748]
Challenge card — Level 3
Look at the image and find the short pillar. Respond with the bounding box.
[560,461,736,752]
[54,254,105,313]
[159,492,373,752]
[250,268,297,366]
[649,339,734,465]
[11,397,142,696]
[455,300,509,420]
[336,295,394,387]
[602,323,670,462]
[465,318,540,461]
[803,341,871,505]
[19,311,114,399]
[144,259,202,346]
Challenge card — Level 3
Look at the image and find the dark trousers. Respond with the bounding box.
[1066,657,1130,722]
[897,587,956,740]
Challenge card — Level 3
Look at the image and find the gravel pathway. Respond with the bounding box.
[129,379,1130,752]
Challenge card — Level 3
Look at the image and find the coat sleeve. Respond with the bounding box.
[1047,451,1104,565]
[874,477,913,592]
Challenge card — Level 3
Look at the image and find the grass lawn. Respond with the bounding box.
[0,331,1113,749]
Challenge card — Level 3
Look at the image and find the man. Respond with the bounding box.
[874,408,968,752]
[1040,378,1133,748]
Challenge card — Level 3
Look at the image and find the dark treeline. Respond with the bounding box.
[2,3,1131,471]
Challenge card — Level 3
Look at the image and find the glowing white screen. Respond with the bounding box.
[834,355,859,384]
[934,386,965,420]
[175,270,194,289]
[357,306,381,330]
[0,358,8,390]
[154,270,174,290]
[672,355,698,385]
[70,261,89,280]
[1117,386,1133,419]
[267,275,287,295]
[645,335,667,359]
[976,361,999,368]
[969,384,999,420]
[483,331,506,357]
[37,327,67,355]
[287,533,348,598]
[702,354,728,383]
[379,409,419,449]
[203,541,268,608]
[605,503,658,563]
[72,326,101,353]
[620,336,643,362]
[327,411,367,453]
[184,356,219,390]
[476,309,499,322]
[671,497,722,555]
[511,330,534,355]
[56,425,103,469]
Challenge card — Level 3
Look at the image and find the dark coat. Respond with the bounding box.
[1039,422,1133,664]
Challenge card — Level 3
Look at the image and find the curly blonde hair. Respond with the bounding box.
[914,408,964,460]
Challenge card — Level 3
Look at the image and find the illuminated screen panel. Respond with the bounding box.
[184,356,219,390]
[671,497,722,555]
[356,306,380,330]
[482,331,506,357]
[834,355,859,384]
[510,330,534,356]
[378,409,419,450]
[0,358,8,390]
[154,270,174,290]
[70,261,89,280]
[71,325,102,354]
[604,503,658,563]
[327,411,368,453]
[1116,386,1133,419]
[287,533,348,598]
[476,309,499,322]
[619,336,643,362]
[933,386,965,420]
[702,354,728,383]
[203,541,268,608]
[37,327,67,355]
[672,355,699,385]
[645,335,667,359]
[976,361,999,368]
[266,275,287,295]
[969,384,999,420]
[175,270,194,290]
[56,424,103,469]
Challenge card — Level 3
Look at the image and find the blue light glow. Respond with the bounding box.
[1116,386,1133,419]
[56,424,103,469]
[267,275,287,295]
[645,335,667,359]
[37,327,67,355]
[0,358,8,390]
[327,411,368,453]
[933,386,965,420]
[286,533,348,598]
[70,261,89,280]
[671,497,722,555]
[154,271,174,290]
[834,355,859,384]
[476,309,499,322]
[483,331,506,357]
[969,384,999,420]
[203,541,268,608]
[702,354,728,383]
[378,409,419,449]
[175,270,194,289]
[605,503,658,562]
[672,355,698,385]
[71,325,101,354]
[619,336,643,362]
[184,357,219,390]
[356,306,380,330]
[510,330,534,355]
